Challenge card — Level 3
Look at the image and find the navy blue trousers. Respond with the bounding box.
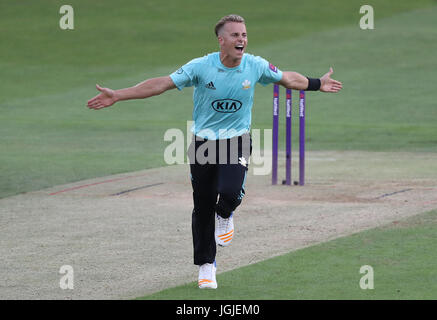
[188,133,251,265]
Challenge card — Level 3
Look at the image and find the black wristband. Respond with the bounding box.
[306,77,321,91]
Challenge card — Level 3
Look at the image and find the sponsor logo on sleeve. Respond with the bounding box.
[269,63,278,73]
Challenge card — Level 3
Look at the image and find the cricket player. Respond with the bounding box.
[87,14,342,289]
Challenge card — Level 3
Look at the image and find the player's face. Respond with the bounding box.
[218,22,248,60]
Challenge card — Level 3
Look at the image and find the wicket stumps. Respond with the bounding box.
[272,84,306,186]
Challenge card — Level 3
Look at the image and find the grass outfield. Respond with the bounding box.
[139,209,437,300]
[1,1,437,198]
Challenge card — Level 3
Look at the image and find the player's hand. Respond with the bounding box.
[87,84,117,110]
[320,67,342,93]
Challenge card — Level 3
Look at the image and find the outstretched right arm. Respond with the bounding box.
[87,76,176,110]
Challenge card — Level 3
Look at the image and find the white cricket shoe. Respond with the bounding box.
[198,260,217,289]
[215,212,234,247]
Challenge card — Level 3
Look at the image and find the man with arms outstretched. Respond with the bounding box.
[87,14,342,289]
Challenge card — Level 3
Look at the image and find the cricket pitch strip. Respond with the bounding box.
[1,151,436,299]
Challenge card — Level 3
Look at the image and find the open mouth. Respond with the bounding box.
[235,45,244,52]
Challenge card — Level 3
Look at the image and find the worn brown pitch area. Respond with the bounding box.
[0,151,436,299]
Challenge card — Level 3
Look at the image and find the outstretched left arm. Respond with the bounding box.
[277,67,342,93]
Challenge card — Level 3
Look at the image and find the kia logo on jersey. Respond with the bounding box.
[211,99,243,113]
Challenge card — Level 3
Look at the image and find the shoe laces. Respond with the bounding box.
[217,214,230,230]
[199,263,214,280]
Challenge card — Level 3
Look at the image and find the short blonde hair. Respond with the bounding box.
[214,14,245,37]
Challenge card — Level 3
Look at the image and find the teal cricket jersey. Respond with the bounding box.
[170,52,283,140]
